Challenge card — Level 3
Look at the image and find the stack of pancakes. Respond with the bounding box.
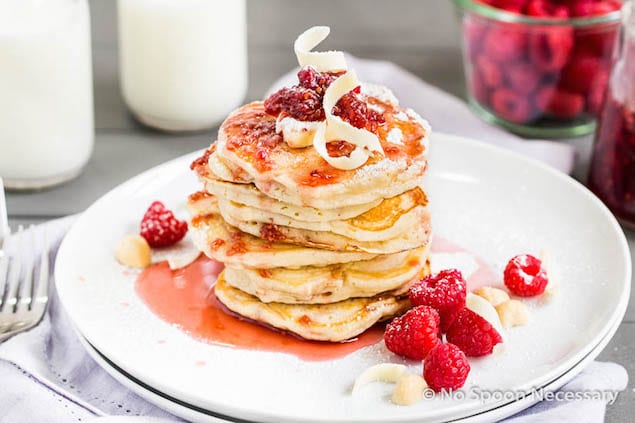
[188,89,432,342]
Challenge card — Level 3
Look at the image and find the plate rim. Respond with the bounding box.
[76,307,623,423]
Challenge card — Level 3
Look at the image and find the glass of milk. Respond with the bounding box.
[0,0,94,190]
[118,0,248,132]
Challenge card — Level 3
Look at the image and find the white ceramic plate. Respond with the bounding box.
[56,133,631,423]
[76,303,623,423]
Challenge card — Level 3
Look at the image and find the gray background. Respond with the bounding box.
[5,0,633,420]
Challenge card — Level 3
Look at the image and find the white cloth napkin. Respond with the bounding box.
[0,217,628,422]
[266,56,576,174]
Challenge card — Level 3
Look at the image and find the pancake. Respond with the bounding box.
[202,177,382,222]
[223,245,430,304]
[218,187,428,241]
[189,189,430,253]
[222,207,430,254]
[188,208,377,269]
[199,96,429,210]
[214,271,411,342]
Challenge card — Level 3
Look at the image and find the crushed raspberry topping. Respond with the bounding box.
[140,201,188,248]
[384,306,441,360]
[264,66,385,130]
[326,140,356,158]
[504,254,549,297]
[423,343,470,392]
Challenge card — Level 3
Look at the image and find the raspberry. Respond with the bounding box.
[504,254,549,297]
[525,0,550,17]
[572,0,621,17]
[493,0,527,12]
[409,269,466,332]
[476,56,504,89]
[525,0,568,18]
[423,343,470,393]
[491,88,535,123]
[570,1,593,17]
[536,86,584,119]
[560,54,601,94]
[140,201,188,248]
[506,62,541,95]
[264,86,325,121]
[483,25,527,63]
[384,306,441,360]
[528,26,573,72]
[297,66,339,91]
[446,308,503,357]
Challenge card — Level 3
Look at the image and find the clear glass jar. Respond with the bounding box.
[118,0,248,132]
[454,0,622,138]
[0,0,94,190]
[589,1,635,227]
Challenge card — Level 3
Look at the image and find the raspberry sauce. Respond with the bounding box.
[588,95,635,226]
[135,238,496,361]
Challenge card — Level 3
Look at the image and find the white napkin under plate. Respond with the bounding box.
[266,55,576,174]
[0,216,627,422]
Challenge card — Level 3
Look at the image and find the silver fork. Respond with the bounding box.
[0,226,50,342]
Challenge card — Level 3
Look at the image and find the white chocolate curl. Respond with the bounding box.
[313,70,385,170]
[352,363,407,394]
[294,26,347,72]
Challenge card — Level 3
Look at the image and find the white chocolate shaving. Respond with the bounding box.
[294,26,347,72]
[291,26,385,170]
[352,363,407,394]
[313,70,384,170]
[466,293,505,337]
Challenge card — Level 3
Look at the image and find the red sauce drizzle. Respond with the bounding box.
[135,238,497,361]
[136,257,383,361]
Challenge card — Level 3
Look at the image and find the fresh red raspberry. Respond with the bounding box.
[140,201,188,248]
[504,254,549,297]
[528,26,574,72]
[506,62,541,95]
[483,25,527,63]
[536,86,584,119]
[493,0,528,12]
[570,0,595,17]
[525,0,569,18]
[476,56,504,89]
[571,0,621,17]
[446,308,503,357]
[525,0,551,17]
[560,54,601,94]
[409,269,467,332]
[491,88,535,123]
[384,306,441,360]
[423,343,470,392]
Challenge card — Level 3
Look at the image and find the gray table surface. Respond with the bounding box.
[4,0,633,421]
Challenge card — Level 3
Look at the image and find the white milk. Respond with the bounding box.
[0,0,94,189]
[118,0,248,131]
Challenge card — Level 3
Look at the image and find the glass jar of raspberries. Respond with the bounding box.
[588,1,635,226]
[454,0,623,138]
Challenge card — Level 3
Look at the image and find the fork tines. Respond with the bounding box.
[0,225,50,340]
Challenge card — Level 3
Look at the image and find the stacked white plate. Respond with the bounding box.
[56,134,631,423]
